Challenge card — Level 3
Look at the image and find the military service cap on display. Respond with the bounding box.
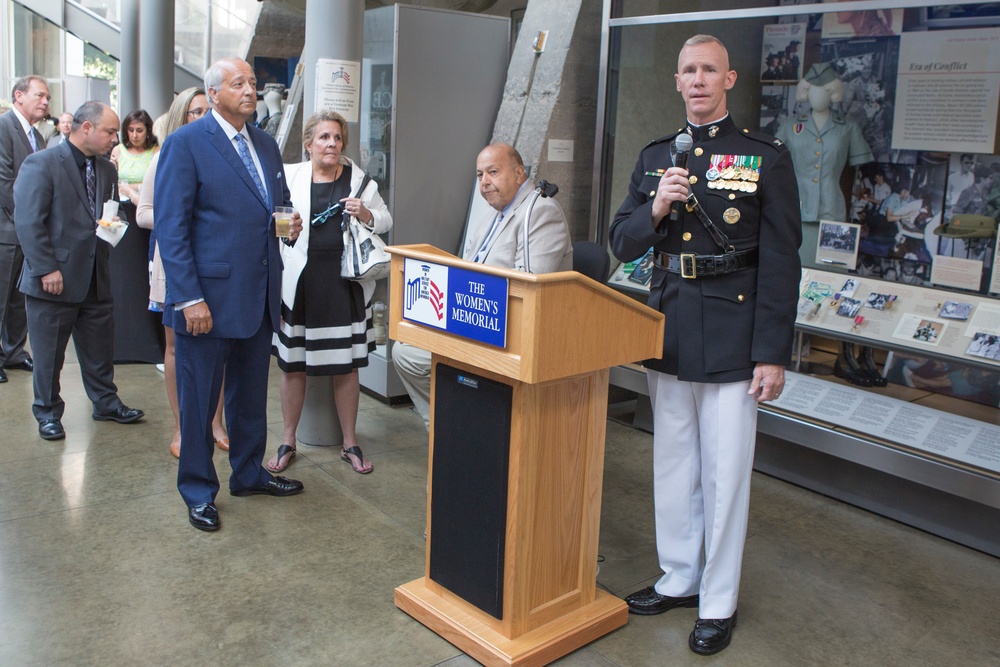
[804,62,839,87]
[933,214,998,238]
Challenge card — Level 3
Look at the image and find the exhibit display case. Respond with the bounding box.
[594,0,1000,555]
[356,5,510,400]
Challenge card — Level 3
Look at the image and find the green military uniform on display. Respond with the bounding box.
[775,62,872,268]
[610,115,802,383]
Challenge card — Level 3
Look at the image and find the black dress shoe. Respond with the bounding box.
[624,586,699,615]
[39,419,65,440]
[4,358,33,372]
[230,476,304,497]
[689,611,737,655]
[0,367,6,383]
[188,503,220,531]
[92,405,145,424]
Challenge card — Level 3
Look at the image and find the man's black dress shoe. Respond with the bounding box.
[188,503,220,531]
[92,405,145,424]
[230,476,304,497]
[0,367,6,383]
[38,419,65,440]
[689,611,737,655]
[4,358,33,372]
[624,586,699,615]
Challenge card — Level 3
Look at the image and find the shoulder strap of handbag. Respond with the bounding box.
[353,173,373,202]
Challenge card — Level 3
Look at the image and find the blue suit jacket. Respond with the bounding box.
[154,111,289,338]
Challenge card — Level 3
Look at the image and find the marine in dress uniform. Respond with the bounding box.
[609,34,802,657]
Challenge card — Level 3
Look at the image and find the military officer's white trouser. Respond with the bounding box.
[647,370,758,620]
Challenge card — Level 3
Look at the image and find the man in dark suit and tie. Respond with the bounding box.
[13,101,145,440]
[155,57,305,532]
[0,75,49,384]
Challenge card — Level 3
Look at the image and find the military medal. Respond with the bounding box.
[706,154,723,181]
[723,207,740,224]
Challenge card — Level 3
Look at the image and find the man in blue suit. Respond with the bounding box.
[155,58,304,531]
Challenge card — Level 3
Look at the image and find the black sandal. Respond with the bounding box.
[341,445,373,474]
[266,444,296,473]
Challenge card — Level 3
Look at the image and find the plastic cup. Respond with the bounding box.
[274,206,294,238]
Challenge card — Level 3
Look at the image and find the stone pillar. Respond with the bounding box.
[118,0,140,116]
[295,0,364,445]
[138,0,174,118]
[491,0,599,242]
[302,0,363,162]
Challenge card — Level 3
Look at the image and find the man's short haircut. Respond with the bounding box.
[11,75,47,101]
[72,101,106,132]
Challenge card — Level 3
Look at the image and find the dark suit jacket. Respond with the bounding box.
[0,110,44,245]
[154,111,289,338]
[13,140,117,303]
[610,116,802,383]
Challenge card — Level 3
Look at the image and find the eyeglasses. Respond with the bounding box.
[311,202,345,227]
[186,107,207,119]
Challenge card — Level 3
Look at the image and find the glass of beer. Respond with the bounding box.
[273,206,295,238]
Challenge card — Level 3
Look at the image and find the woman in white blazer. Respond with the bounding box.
[268,111,392,474]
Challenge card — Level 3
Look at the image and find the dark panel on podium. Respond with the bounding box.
[429,363,512,619]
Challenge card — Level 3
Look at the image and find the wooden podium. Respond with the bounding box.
[388,245,664,667]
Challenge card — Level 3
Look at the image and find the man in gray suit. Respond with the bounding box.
[14,101,144,440]
[392,143,573,428]
[0,75,49,384]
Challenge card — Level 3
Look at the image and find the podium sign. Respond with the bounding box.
[402,257,509,348]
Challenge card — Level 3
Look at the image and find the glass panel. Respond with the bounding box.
[79,0,120,25]
[84,43,119,111]
[361,6,396,199]
[613,0,782,20]
[209,0,259,67]
[11,3,61,79]
[175,0,208,72]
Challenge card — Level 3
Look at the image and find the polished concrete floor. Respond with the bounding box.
[2,355,999,667]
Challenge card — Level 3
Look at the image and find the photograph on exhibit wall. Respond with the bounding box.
[935,153,1000,287]
[760,23,806,82]
[820,2,904,39]
[820,37,906,164]
[851,157,948,283]
[759,85,792,134]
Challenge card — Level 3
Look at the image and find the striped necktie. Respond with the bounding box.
[27,129,37,152]
[85,158,97,219]
[234,133,268,205]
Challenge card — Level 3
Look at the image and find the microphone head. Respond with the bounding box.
[674,133,693,154]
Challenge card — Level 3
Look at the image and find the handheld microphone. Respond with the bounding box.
[668,133,693,223]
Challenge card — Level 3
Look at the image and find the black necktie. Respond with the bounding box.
[85,158,97,218]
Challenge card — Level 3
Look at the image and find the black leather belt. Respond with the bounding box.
[657,247,758,279]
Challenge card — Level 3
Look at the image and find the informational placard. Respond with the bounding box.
[770,373,1000,474]
[401,258,509,348]
[315,58,361,121]
[892,28,1000,153]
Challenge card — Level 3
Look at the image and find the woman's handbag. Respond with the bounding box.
[341,174,391,281]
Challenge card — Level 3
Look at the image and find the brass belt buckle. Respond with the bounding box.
[680,253,697,279]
